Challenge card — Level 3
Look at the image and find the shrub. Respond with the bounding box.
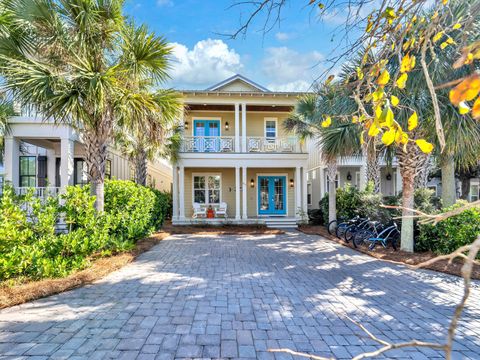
[0,180,169,281]
[417,201,480,254]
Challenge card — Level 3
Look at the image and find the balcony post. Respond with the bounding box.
[302,166,308,216]
[179,165,185,220]
[234,103,240,152]
[295,166,301,219]
[172,166,178,221]
[242,165,248,219]
[235,166,241,220]
[4,136,20,187]
[241,103,247,152]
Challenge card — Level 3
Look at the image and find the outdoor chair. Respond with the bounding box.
[192,203,207,218]
[215,202,228,218]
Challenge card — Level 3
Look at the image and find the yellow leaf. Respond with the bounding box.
[379,106,394,127]
[375,105,382,119]
[321,116,332,128]
[368,122,380,137]
[440,41,449,49]
[356,67,364,80]
[453,23,462,30]
[408,111,418,131]
[442,0,448,5]
[400,53,416,73]
[325,74,335,85]
[377,70,390,86]
[352,116,359,123]
[391,95,399,107]
[472,97,480,119]
[416,139,434,154]
[360,130,366,145]
[318,3,325,9]
[396,73,408,89]
[449,73,480,106]
[395,129,408,144]
[433,31,444,43]
[373,88,384,102]
[458,101,470,114]
[366,17,373,33]
[381,128,396,146]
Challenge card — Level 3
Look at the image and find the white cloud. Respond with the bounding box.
[169,39,243,88]
[275,32,292,41]
[157,0,173,7]
[262,47,323,90]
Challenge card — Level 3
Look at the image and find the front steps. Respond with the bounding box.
[264,217,298,229]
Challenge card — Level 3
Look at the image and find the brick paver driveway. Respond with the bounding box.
[1,232,480,360]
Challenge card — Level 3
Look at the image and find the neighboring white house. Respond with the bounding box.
[172,74,309,227]
[2,112,173,194]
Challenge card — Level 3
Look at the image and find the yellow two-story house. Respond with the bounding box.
[172,74,309,228]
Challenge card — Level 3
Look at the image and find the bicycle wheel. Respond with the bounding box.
[336,223,348,239]
[344,225,357,243]
[327,220,337,235]
[353,229,373,248]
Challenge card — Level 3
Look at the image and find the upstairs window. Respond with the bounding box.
[265,119,277,139]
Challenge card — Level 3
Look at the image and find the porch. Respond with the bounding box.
[172,165,309,227]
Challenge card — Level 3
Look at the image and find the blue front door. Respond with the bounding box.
[193,119,220,152]
[258,176,286,215]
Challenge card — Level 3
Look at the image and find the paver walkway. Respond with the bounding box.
[1,232,479,360]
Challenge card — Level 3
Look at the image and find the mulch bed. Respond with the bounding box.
[299,225,480,280]
[0,222,282,309]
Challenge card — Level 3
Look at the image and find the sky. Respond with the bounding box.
[124,0,357,92]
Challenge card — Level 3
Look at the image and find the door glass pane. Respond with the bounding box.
[274,178,284,210]
[260,178,269,210]
[209,122,219,136]
[195,122,205,136]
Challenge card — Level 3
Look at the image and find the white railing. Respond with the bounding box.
[181,136,235,153]
[247,137,300,153]
[14,187,61,198]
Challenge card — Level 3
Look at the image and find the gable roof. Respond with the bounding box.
[206,74,270,92]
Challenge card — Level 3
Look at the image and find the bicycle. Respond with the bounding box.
[343,217,370,243]
[352,220,384,248]
[335,216,362,240]
[327,217,344,235]
[365,222,400,250]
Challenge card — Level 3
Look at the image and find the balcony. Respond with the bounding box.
[180,136,303,153]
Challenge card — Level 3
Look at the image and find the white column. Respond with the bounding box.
[4,137,20,187]
[60,138,74,189]
[396,167,402,194]
[46,149,56,187]
[359,161,367,191]
[235,166,241,220]
[234,103,240,152]
[179,165,185,220]
[295,166,301,219]
[302,167,308,215]
[241,103,247,152]
[242,166,248,219]
[172,166,178,221]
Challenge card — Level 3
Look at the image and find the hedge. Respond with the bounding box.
[0,180,170,281]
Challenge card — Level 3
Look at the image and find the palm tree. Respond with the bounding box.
[0,0,175,212]
[0,98,13,164]
[285,86,361,223]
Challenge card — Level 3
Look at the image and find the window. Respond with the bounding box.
[312,169,316,180]
[265,119,277,138]
[105,160,112,179]
[193,174,221,204]
[307,183,312,205]
[470,184,479,202]
[325,173,339,192]
[19,156,36,187]
[74,158,88,186]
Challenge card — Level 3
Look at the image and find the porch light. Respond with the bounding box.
[225,121,230,131]
[250,178,255,188]
[184,121,189,130]
[386,173,392,181]
[346,172,352,181]
[289,178,294,188]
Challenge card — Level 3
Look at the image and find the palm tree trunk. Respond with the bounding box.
[326,159,337,223]
[364,141,380,193]
[396,144,424,253]
[460,176,471,200]
[441,154,456,207]
[84,127,109,213]
[134,148,148,186]
[414,153,432,189]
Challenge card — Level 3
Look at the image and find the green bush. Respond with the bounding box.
[0,180,170,281]
[417,201,480,254]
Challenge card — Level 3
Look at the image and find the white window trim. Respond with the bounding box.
[191,117,222,137]
[264,117,278,138]
[470,183,479,202]
[355,171,360,188]
[192,172,222,205]
[307,183,312,205]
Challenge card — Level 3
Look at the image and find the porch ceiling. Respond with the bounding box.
[186,104,293,112]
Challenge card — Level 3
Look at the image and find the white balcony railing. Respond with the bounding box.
[180,136,303,153]
[246,137,300,153]
[14,187,61,198]
[181,136,235,153]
